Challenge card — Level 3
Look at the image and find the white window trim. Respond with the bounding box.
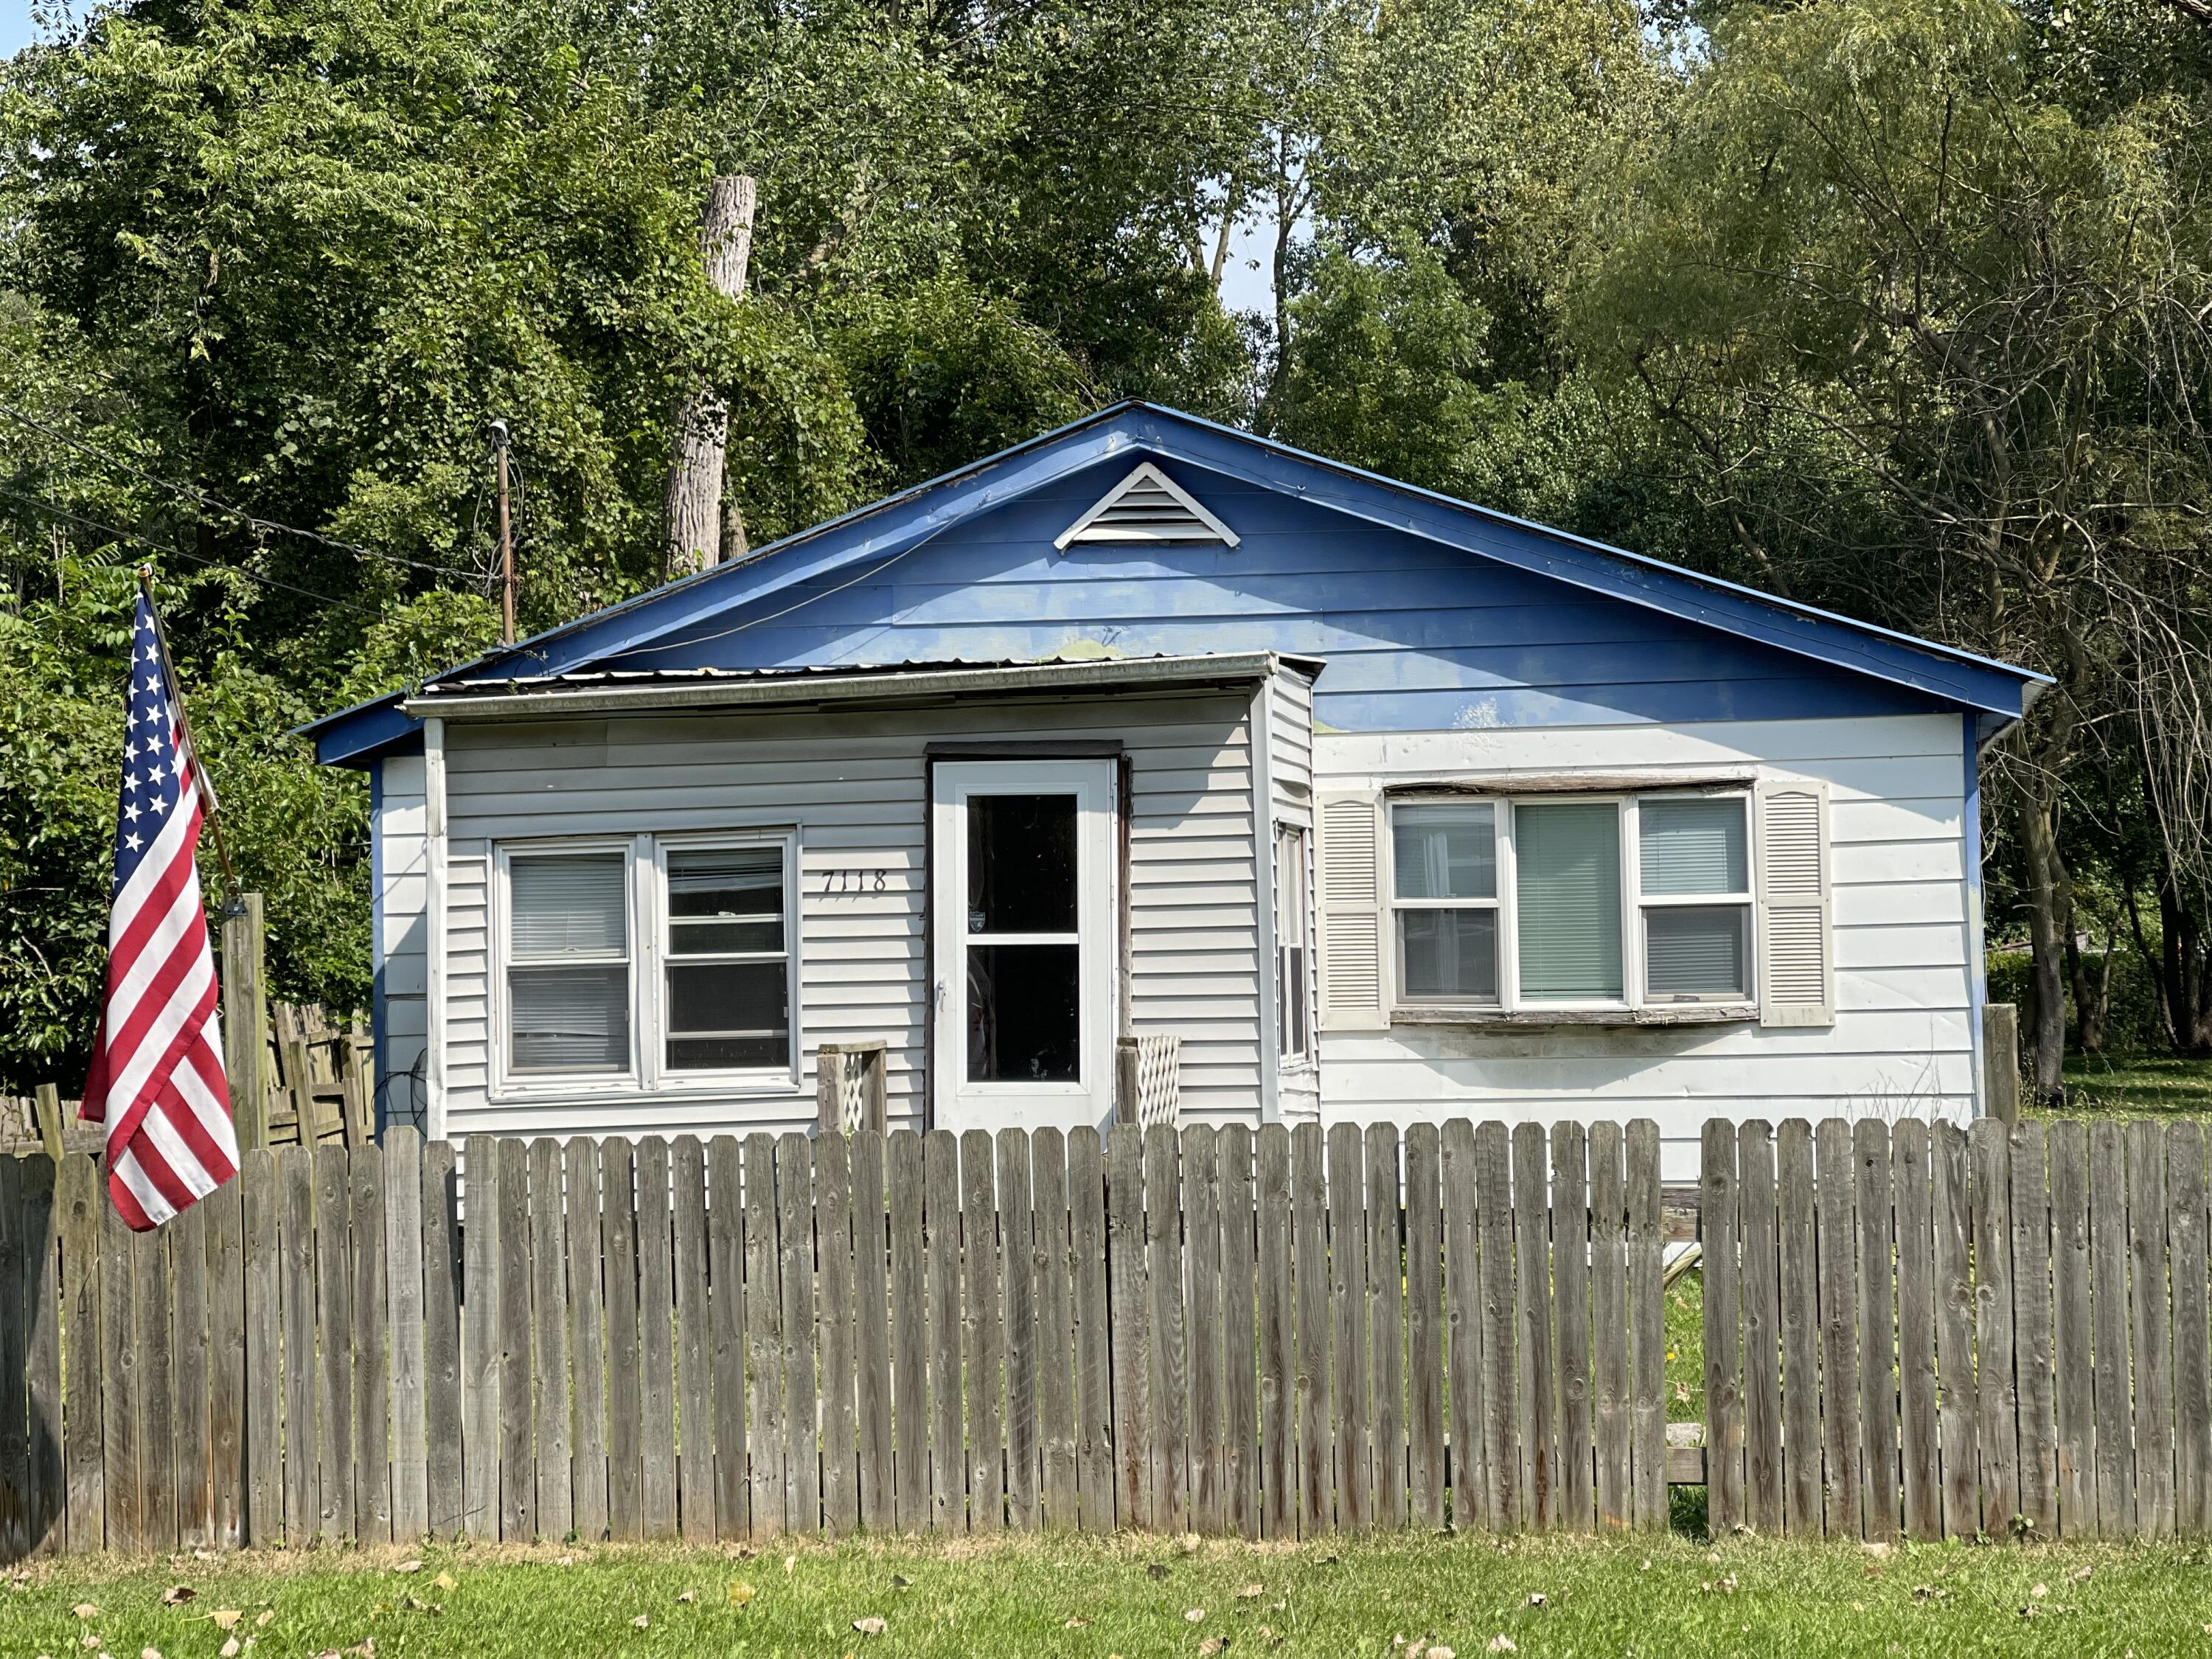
[1385,790,1759,1018]
[490,835,642,1098]
[649,827,804,1093]
[489,826,803,1102]
[1276,821,1315,1070]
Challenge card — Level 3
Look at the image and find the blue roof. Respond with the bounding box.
[305,401,2048,765]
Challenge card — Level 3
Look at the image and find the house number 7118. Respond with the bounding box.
[822,869,888,895]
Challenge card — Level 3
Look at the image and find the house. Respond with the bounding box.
[305,403,2047,1175]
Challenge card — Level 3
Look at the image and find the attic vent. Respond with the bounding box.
[1054,462,1240,550]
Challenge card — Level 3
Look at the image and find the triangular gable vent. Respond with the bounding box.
[1054,462,1240,549]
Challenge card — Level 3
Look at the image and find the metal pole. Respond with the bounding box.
[492,419,515,644]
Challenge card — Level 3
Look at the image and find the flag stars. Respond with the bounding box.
[124,832,142,852]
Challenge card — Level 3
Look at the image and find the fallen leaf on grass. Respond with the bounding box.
[2029,1583,2049,1600]
[2070,1566,2093,1582]
[139,1648,162,1659]
[1064,1616,1091,1630]
[632,1615,650,1630]
[256,1611,276,1627]
[1185,1608,1206,1624]
[74,1605,99,1619]
[1526,1593,1548,1608]
[1486,1638,1517,1655]
[431,1573,456,1593]
[160,1586,195,1607]
[727,1582,757,1607]
[1430,1649,1456,1659]
[220,1642,240,1659]
[1236,1584,1262,1601]
[852,1615,887,1636]
[1911,1585,1950,1604]
[1198,1639,1225,1657]
[890,1575,911,1590]
[394,1562,422,1575]
[79,1638,101,1652]
[676,1590,696,1604]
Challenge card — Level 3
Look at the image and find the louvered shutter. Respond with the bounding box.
[1317,791,1389,1031]
[1756,782,1834,1027]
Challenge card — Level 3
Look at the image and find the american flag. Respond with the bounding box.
[79,590,240,1230]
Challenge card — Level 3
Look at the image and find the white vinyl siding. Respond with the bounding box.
[1315,713,1973,1180]
[431,690,1262,1140]
[372,754,430,1132]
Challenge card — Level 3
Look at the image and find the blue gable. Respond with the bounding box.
[306,403,2047,763]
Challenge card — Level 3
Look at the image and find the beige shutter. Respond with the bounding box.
[1317,790,1389,1032]
[1756,781,1834,1028]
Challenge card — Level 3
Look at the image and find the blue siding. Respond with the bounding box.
[611,454,1950,731]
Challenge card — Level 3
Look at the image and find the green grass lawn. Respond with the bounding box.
[2051,1054,2212,1120]
[8,1532,2212,1658]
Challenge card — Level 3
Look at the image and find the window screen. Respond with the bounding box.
[1639,797,1752,999]
[665,844,790,1071]
[1391,802,1500,1004]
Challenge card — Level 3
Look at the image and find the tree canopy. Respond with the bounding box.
[4,0,2208,1094]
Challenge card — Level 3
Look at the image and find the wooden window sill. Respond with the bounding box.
[1388,1004,1759,1029]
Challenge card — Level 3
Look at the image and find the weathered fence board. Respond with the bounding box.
[18,1113,2212,1562]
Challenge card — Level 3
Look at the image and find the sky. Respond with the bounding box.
[2,0,41,56]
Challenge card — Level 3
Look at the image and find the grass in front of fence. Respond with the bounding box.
[1666,1269,1703,1425]
[2055,1054,2212,1120]
[10,1532,2212,1658]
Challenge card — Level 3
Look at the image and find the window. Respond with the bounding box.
[664,844,792,1070]
[1391,802,1500,1004]
[1381,791,1757,1015]
[507,850,631,1073]
[1638,796,1752,1001]
[1277,825,1311,1061]
[498,830,798,1089]
[1516,801,1623,1003]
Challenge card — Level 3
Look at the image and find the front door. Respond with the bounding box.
[931,759,1117,1134]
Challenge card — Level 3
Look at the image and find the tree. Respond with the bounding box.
[1572,0,2212,1088]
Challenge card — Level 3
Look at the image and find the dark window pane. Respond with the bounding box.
[666,961,789,1069]
[967,942,1080,1081]
[1645,905,1749,997]
[968,794,1077,934]
[1281,945,1309,1056]
[1399,909,1500,1003]
[510,964,627,1071]
[668,847,784,956]
[1393,804,1497,900]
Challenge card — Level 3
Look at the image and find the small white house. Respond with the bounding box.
[307,405,2045,1175]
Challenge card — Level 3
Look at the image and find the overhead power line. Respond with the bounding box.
[0,485,387,617]
[0,400,484,580]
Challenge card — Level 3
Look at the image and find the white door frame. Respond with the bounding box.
[930,759,1119,1135]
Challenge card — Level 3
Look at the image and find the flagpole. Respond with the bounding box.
[137,565,240,900]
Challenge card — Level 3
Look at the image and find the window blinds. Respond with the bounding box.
[1638,798,1749,894]
[1515,801,1623,1000]
[510,853,627,957]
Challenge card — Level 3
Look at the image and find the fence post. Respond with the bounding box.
[1983,1002,2020,1125]
[33,1082,65,1162]
[221,893,270,1151]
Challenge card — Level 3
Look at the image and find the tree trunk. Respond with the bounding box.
[664,174,757,580]
[2018,790,2070,1105]
[2159,882,2212,1057]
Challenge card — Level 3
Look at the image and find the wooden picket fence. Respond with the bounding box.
[4,1002,372,1162]
[1699,1116,2212,1541]
[0,1119,1681,1557]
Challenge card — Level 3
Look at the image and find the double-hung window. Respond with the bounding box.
[1391,802,1500,1005]
[1385,791,1756,1013]
[506,849,633,1074]
[499,830,798,1088]
[1637,796,1753,1001]
[663,843,793,1071]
